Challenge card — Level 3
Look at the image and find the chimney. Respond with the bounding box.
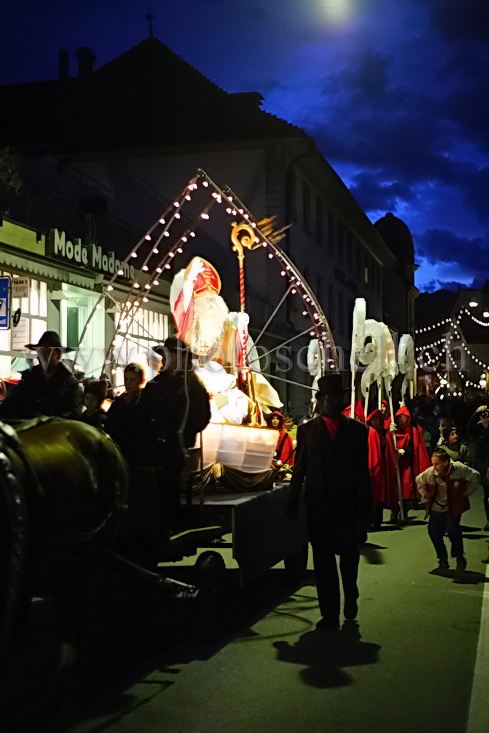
[75,47,97,78]
[58,48,69,80]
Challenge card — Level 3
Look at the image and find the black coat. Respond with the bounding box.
[105,393,140,465]
[288,414,372,523]
[0,363,83,420]
[81,408,107,431]
[134,370,210,467]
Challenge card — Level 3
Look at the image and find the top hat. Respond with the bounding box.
[153,337,194,357]
[316,373,347,395]
[25,330,75,353]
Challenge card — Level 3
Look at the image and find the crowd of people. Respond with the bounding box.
[1,330,488,626]
[285,379,489,630]
[0,331,211,559]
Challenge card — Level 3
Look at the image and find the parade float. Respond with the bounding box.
[76,169,339,489]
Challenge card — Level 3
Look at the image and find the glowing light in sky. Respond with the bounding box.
[318,0,354,24]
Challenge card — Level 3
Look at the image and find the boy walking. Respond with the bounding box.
[416,449,481,572]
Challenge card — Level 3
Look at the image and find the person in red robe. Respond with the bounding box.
[367,409,398,528]
[381,399,393,432]
[394,405,431,520]
[343,401,366,423]
[266,411,295,467]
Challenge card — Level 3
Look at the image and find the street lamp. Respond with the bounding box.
[469,301,478,307]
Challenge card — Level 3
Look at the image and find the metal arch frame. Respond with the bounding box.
[75,169,338,387]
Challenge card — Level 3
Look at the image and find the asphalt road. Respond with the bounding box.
[3,492,489,733]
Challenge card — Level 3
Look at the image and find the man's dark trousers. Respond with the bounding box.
[308,506,360,622]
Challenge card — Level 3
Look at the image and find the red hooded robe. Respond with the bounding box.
[367,409,398,507]
[381,399,392,432]
[343,401,366,423]
[395,405,431,500]
[266,411,295,466]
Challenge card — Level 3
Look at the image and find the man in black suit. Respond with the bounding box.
[287,373,372,629]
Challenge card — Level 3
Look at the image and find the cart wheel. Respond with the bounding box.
[284,544,309,580]
[190,551,227,641]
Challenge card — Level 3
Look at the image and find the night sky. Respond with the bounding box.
[1,0,488,293]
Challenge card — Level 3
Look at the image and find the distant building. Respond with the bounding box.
[0,36,412,413]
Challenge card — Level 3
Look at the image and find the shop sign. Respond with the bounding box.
[0,277,10,330]
[48,229,135,280]
[12,277,30,299]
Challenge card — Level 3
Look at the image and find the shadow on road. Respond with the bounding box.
[360,542,386,564]
[429,568,489,584]
[274,620,380,688]
[0,568,311,732]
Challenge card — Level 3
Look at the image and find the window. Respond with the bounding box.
[113,307,169,390]
[327,210,335,255]
[286,168,297,221]
[0,274,48,377]
[316,276,323,303]
[347,232,353,272]
[337,221,344,264]
[316,198,324,245]
[302,182,311,231]
[328,284,335,326]
[356,242,362,279]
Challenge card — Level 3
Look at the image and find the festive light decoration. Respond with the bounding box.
[76,169,337,389]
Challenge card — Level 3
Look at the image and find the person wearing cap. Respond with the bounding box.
[143,337,211,451]
[438,425,471,465]
[286,373,372,630]
[0,331,83,420]
[131,337,210,545]
[82,379,108,430]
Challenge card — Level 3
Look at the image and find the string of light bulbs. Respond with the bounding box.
[77,169,339,382]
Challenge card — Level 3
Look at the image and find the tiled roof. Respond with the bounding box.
[0,37,303,154]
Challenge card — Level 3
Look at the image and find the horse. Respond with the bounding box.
[0,417,128,680]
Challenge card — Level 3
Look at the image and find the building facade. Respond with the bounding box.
[0,36,414,414]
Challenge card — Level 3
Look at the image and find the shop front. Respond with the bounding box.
[0,218,170,390]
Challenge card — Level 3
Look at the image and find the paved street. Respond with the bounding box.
[3,492,489,733]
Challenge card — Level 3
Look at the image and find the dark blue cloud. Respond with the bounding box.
[431,1,489,41]
[416,229,489,269]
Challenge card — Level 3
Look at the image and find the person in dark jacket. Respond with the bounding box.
[287,373,372,630]
[105,362,145,466]
[474,408,489,534]
[130,338,210,549]
[81,379,108,430]
[0,331,82,420]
